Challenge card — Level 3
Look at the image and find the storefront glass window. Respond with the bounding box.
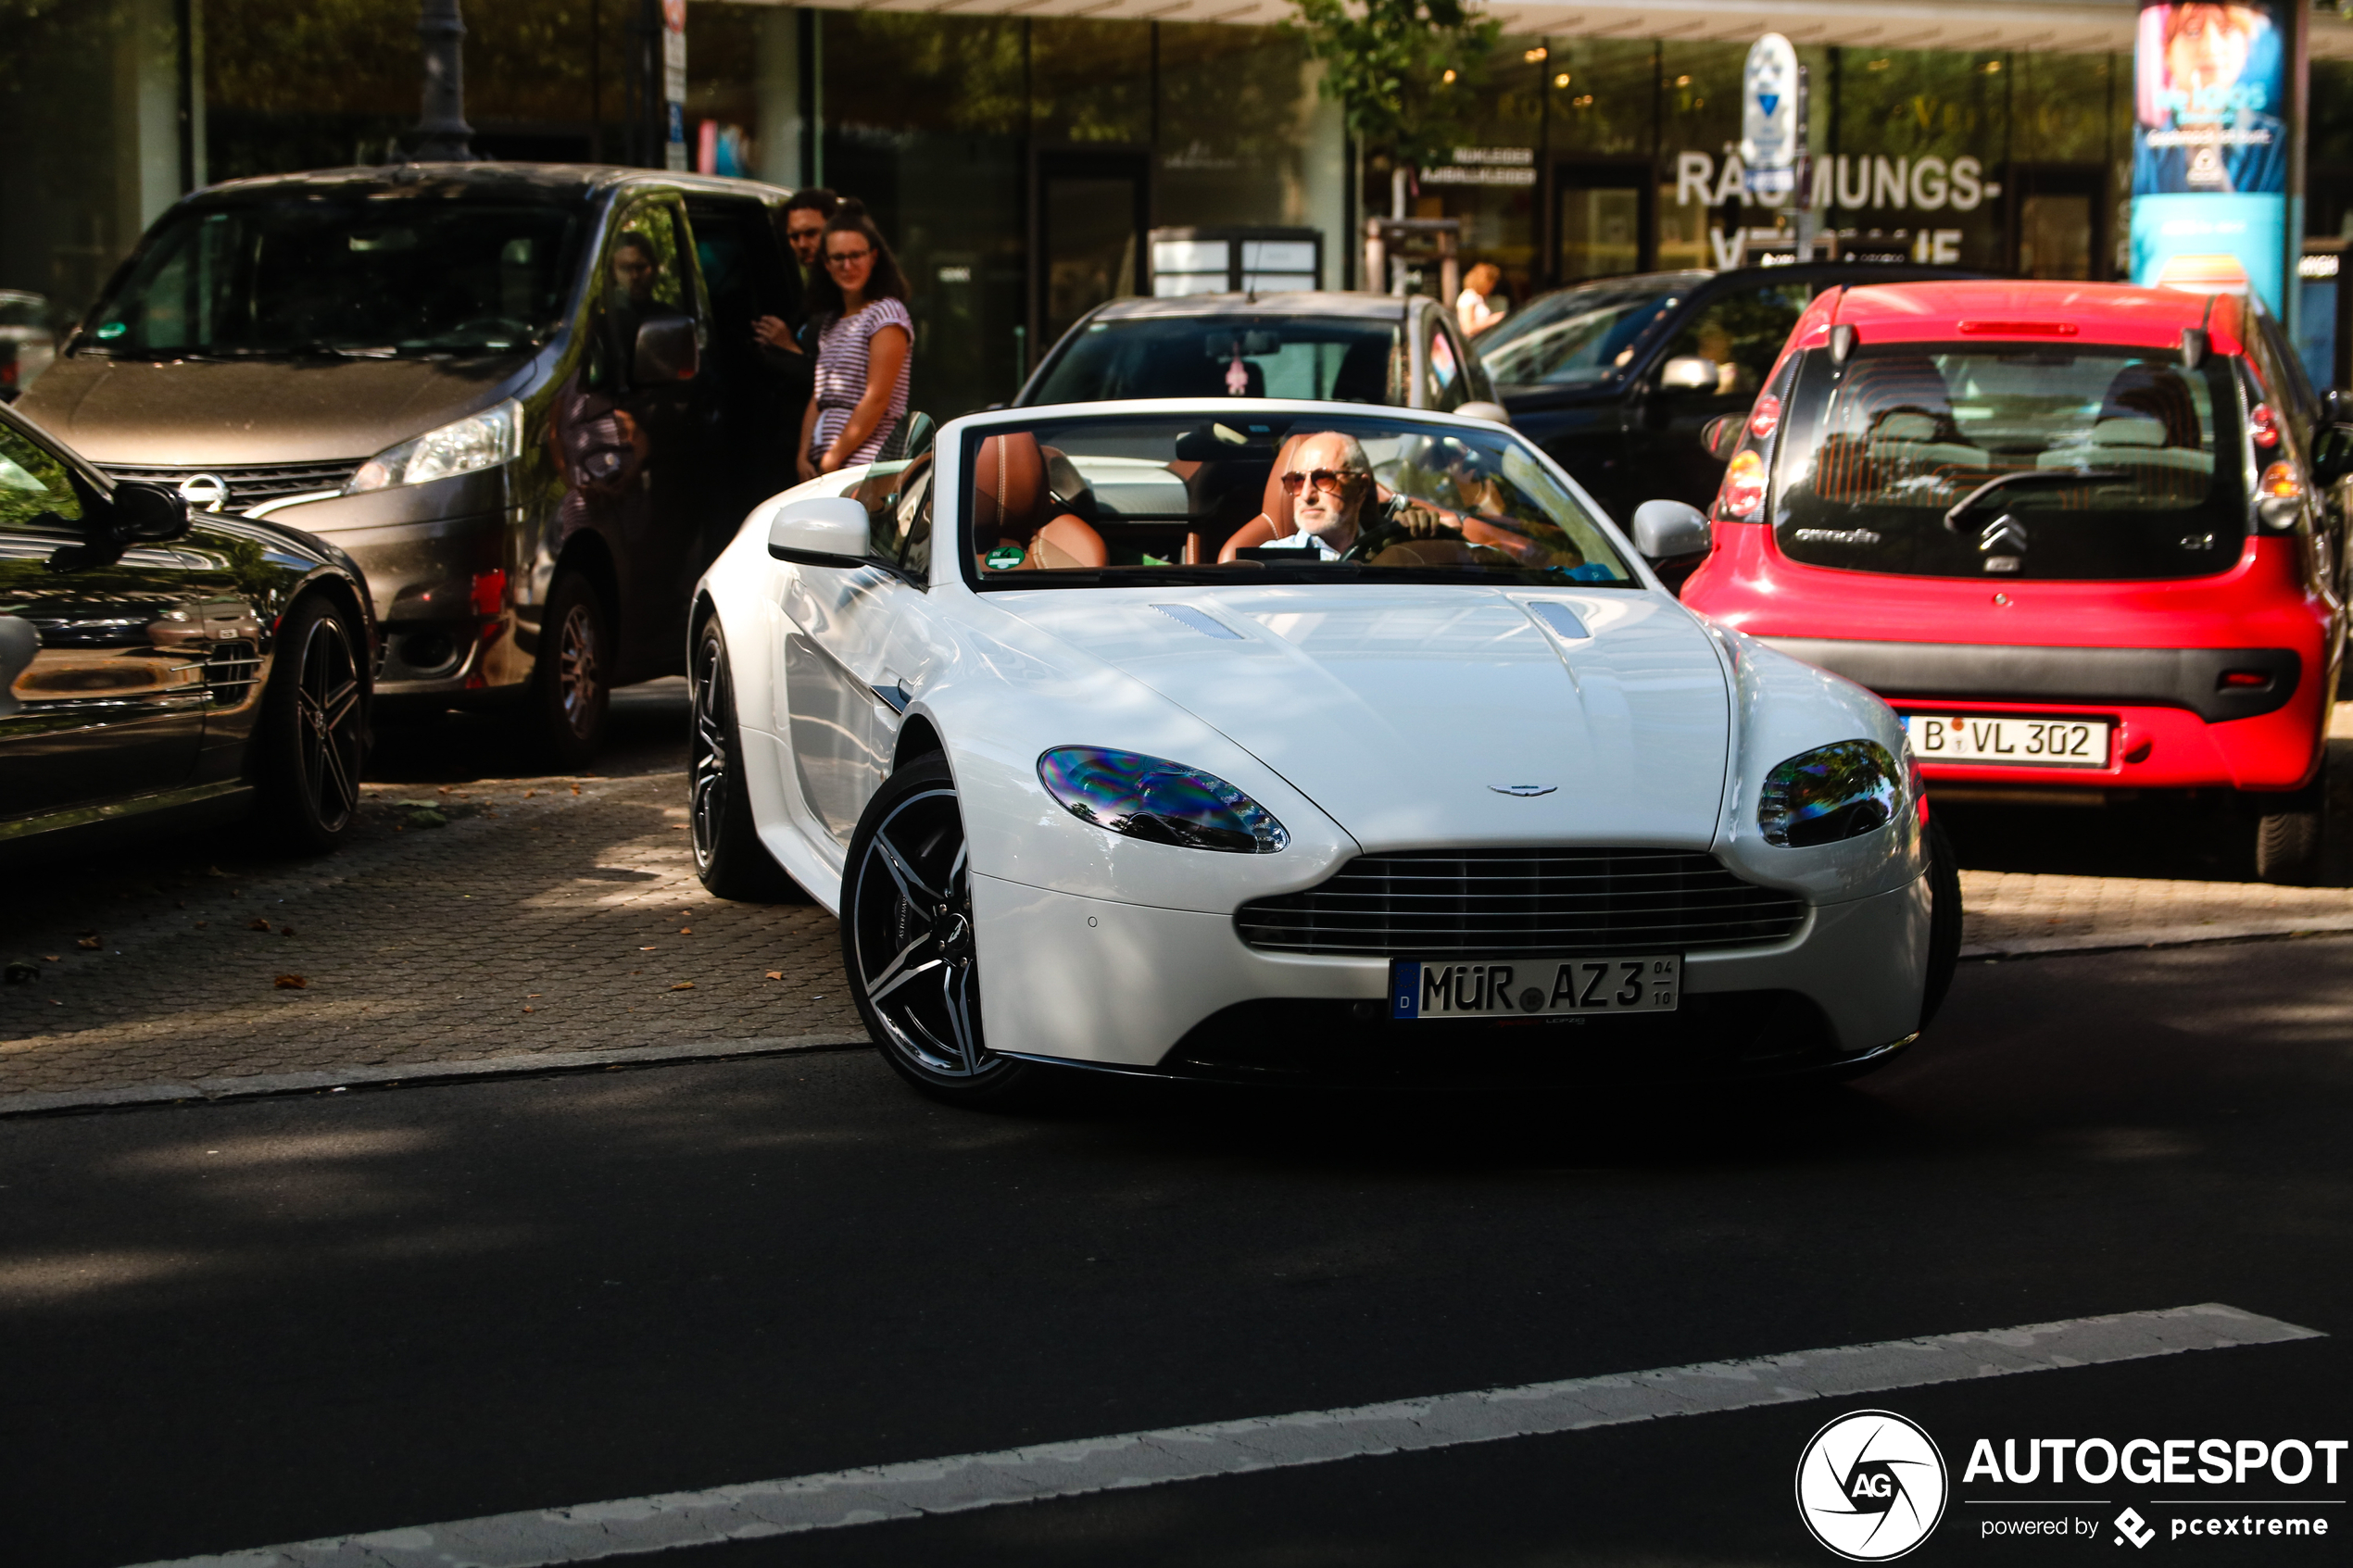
[824,13,1026,421]
[1656,43,1749,271]
[1033,19,1151,146]
[1156,24,1309,230]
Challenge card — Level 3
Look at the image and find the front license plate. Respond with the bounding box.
[1903,713,2111,769]
[1390,956,1681,1021]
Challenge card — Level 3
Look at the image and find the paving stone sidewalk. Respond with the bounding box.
[0,772,864,1104]
[9,760,2353,1110]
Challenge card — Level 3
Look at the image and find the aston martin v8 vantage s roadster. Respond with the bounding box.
[688,399,1962,1104]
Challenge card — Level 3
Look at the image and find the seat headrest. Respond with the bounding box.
[974,432,1045,546]
[2089,416,2168,449]
[1870,411,1940,444]
[1256,432,1309,539]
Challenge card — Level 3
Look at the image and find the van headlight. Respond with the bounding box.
[348,398,522,493]
[1038,746,1289,853]
[1758,740,1903,847]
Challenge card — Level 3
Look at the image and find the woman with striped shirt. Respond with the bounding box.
[796,204,913,480]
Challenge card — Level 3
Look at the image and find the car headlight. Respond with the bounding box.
[347,398,522,493]
[1758,740,1904,847]
[1038,746,1289,854]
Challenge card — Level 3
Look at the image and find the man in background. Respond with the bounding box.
[753,188,844,438]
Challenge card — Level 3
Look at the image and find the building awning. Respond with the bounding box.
[776,0,2353,61]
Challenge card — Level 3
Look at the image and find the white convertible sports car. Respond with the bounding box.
[689,399,1961,1104]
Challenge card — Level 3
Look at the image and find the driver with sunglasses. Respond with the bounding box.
[1265,431,1481,562]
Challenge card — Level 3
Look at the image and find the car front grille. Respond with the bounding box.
[101,460,360,509]
[1233,848,1807,958]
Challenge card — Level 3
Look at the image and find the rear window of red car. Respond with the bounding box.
[1768,342,2248,581]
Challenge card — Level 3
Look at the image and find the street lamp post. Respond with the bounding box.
[410,0,475,162]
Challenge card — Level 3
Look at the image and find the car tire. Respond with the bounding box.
[2254,795,2325,884]
[253,593,368,856]
[690,615,804,902]
[841,756,1045,1109]
[1919,817,1964,1029]
[535,570,610,769]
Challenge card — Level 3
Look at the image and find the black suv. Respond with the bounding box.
[1478,263,1981,523]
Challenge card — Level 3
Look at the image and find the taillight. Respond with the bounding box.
[2249,402,2280,448]
[472,569,508,617]
[2259,461,2300,500]
[1747,394,1781,439]
[1717,450,1768,521]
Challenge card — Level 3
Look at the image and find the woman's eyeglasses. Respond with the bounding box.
[1277,469,1358,497]
[824,248,875,270]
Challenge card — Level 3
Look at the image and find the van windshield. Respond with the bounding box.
[1772,343,2248,581]
[81,195,585,359]
[1027,317,1405,405]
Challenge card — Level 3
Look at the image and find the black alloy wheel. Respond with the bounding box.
[841,757,1041,1107]
[689,616,801,901]
[257,594,367,854]
[535,570,610,768]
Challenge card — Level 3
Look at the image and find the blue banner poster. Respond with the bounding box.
[2131,2,2290,313]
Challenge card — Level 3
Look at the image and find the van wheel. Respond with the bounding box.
[690,616,803,901]
[535,571,610,768]
[254,594,368,855]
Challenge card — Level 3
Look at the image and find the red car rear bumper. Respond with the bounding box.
[1686,525,2335,795]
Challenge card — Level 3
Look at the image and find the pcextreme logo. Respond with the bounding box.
[1796,1410,1951,1561]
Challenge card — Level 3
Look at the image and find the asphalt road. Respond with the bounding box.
[6,933,2348,1566]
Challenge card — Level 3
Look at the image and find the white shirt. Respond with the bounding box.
[1457,287,1504,336]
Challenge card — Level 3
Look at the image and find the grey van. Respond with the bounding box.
[20,164,807,762]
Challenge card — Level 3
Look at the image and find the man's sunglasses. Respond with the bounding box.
[1277,469,1361,497]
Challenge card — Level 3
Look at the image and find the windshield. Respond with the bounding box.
[960,411,1635,589]
[1772,343,2248,581]
[1475,274,1705,388]
[1027,316,1404,405]
[82,194,586,359]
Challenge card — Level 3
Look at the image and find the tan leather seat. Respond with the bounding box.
[1216,433,1307,562]
[973,431,1108,571]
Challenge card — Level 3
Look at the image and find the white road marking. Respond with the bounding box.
[133,1302,2319,1568]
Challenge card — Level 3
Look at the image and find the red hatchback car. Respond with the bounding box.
[1679,280,2353,881]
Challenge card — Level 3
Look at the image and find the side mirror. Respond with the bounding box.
[1455,400,1513,426]
[1699,412,1744,462]
[1658,356,1718,393]
[111,480,191,544]
[1631,498,1713,561]
[633,316,699,384]
[766,495,873,568]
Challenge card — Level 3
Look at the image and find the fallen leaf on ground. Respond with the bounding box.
[524,789,537,798]
[274,974,308,989]
[670,981,695,991]
[249,918,271,932]
[522,1006,535,1013]
[679,927,693,935]
[194,921,206,929]
[640,945,657,951]
[527,993,542,998]
[280,926,297,937]
[571,784,581,796]
[76,935,101,950]
[42,954,60,962]
[764,971,783,980]
[437,785,452,795]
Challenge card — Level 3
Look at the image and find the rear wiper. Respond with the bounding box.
[1942,469,2130,531]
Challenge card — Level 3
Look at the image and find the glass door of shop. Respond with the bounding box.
[2008,166,2109,280]
[1034,149,1150,359]
[1553,162,1654,284]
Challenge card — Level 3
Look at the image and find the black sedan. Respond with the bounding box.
[1478,262,1979,523]
[0,402,374,861]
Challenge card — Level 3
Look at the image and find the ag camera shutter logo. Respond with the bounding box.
[1795,1410,1949,1560]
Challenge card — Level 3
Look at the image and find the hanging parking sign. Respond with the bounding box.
[1742,33,1802,202]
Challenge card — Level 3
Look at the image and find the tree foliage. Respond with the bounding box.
[1286,0,1501,174]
